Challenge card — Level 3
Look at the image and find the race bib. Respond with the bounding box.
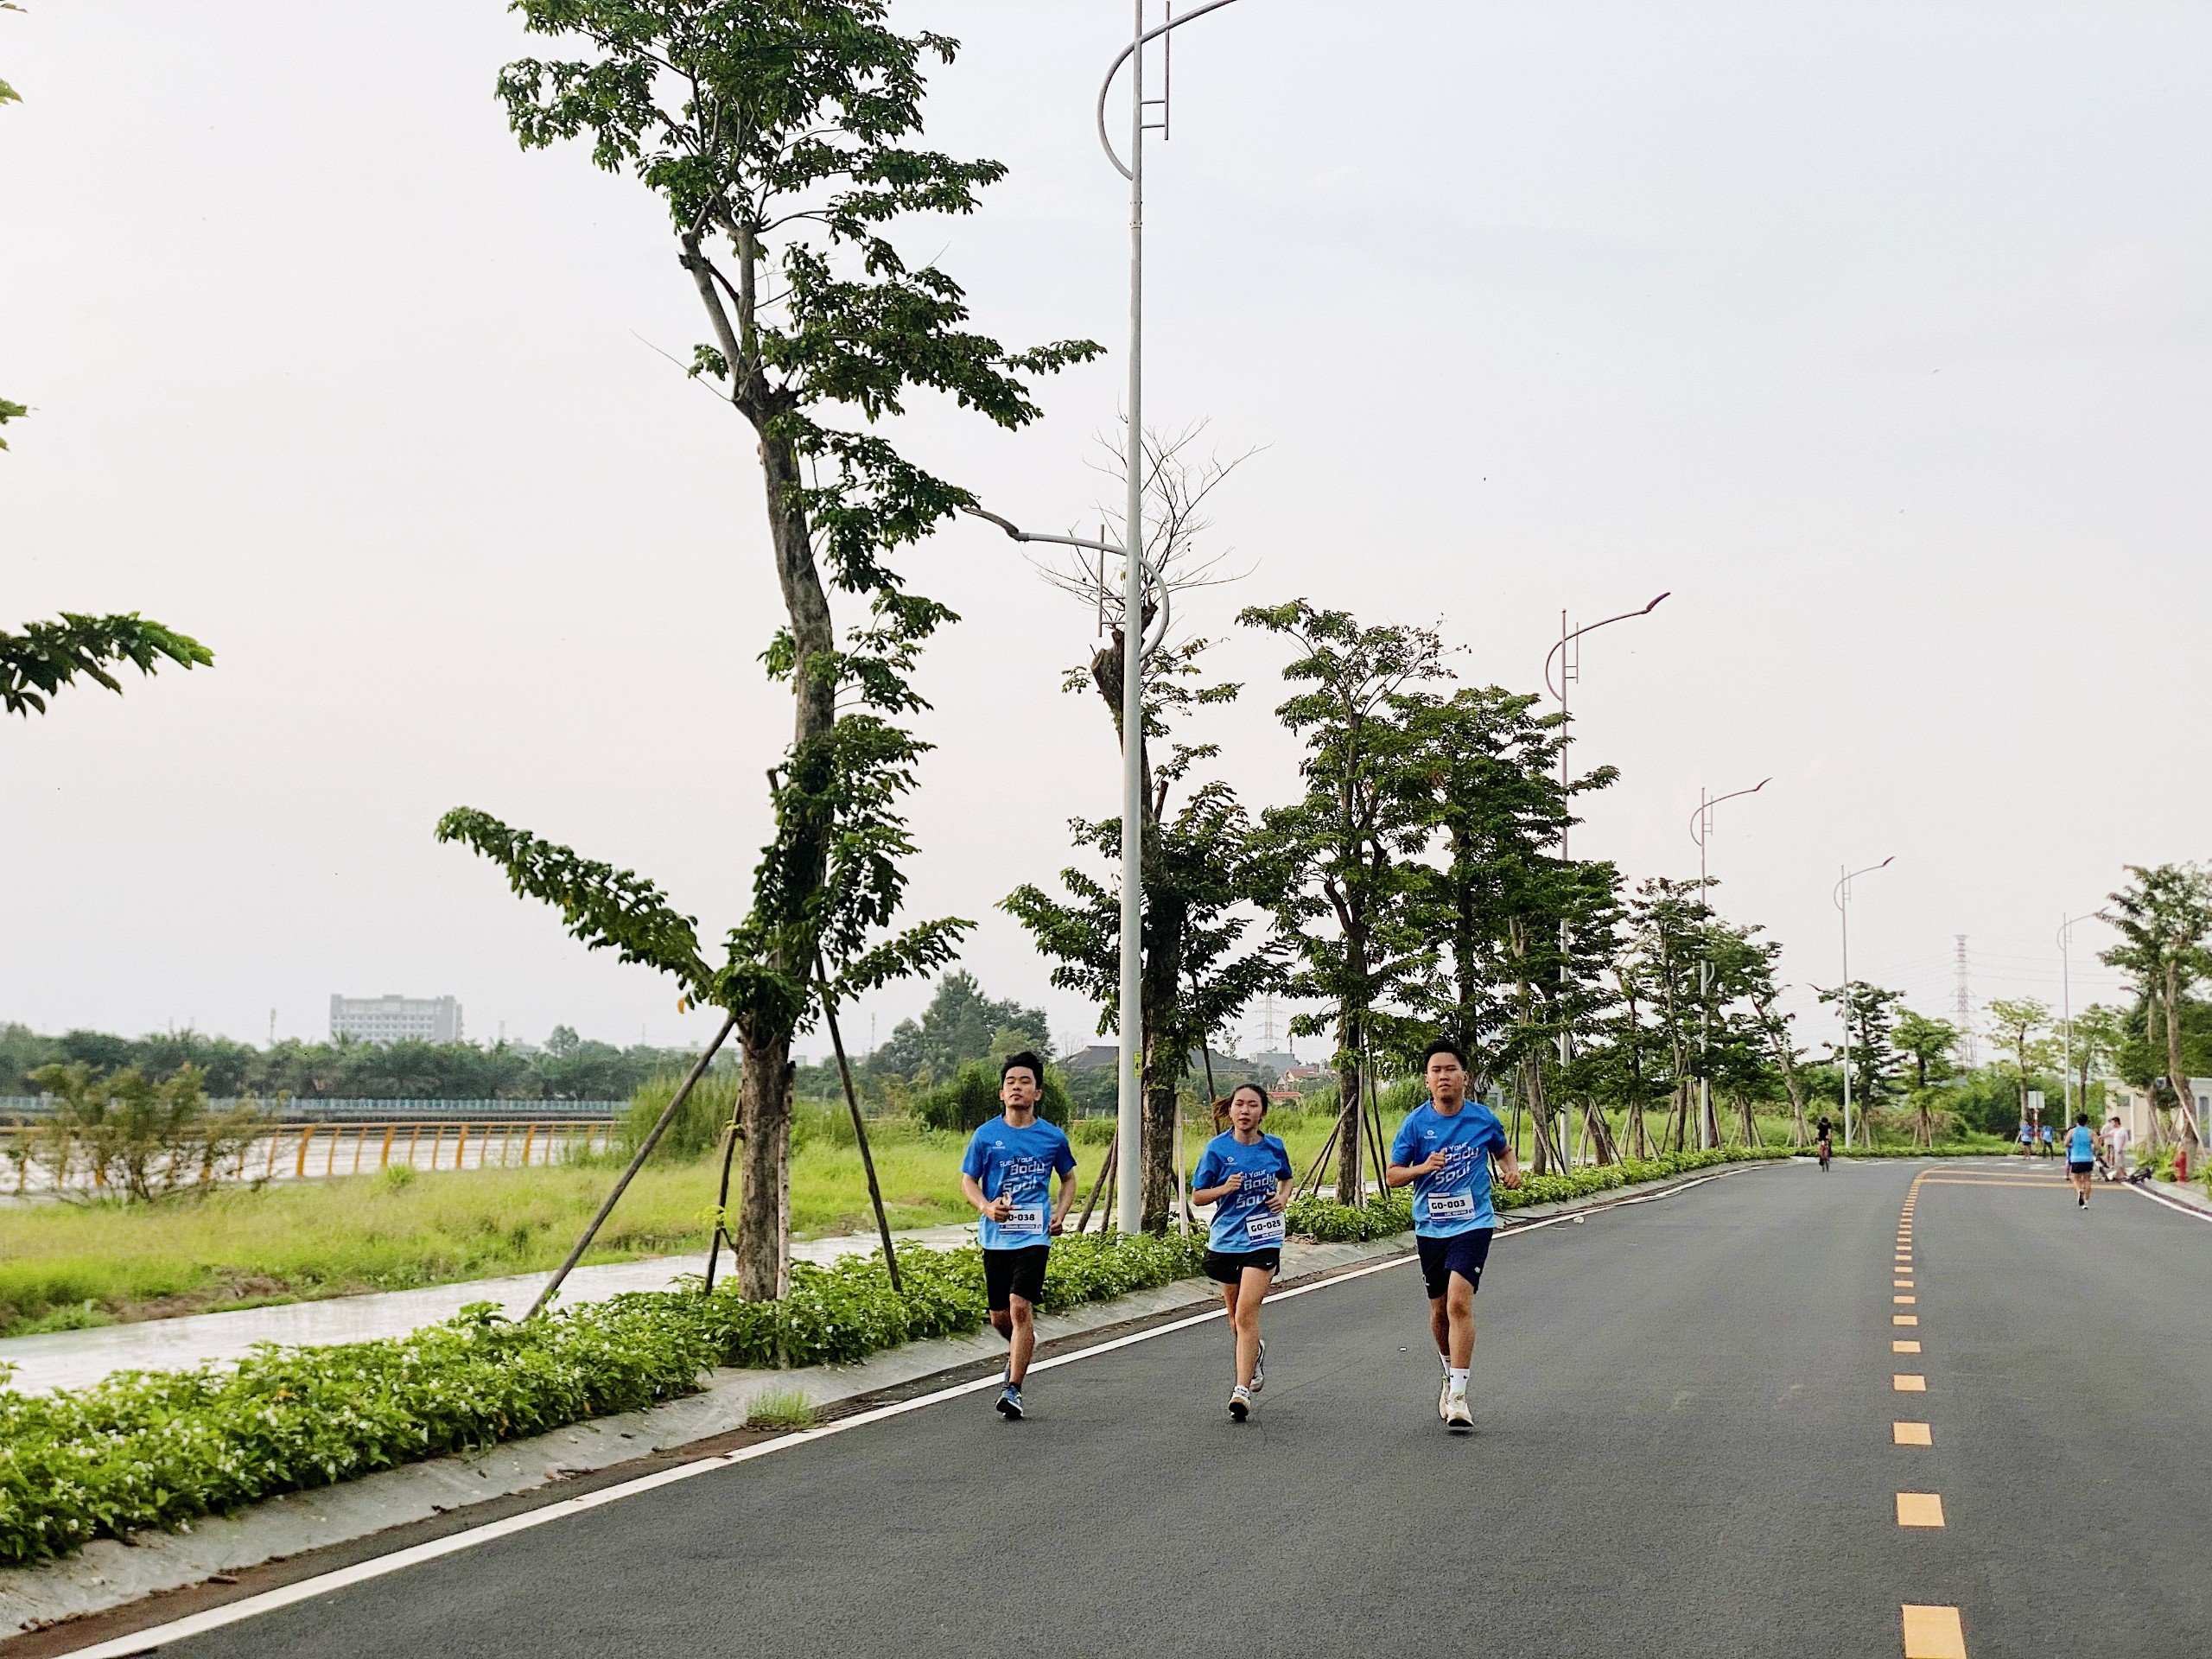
[1427,1192,1475,1220]
[1243,1211,1286,1244]
[1000,1204,1045,1235]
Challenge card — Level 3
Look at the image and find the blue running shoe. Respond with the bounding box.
[995,1384,1024,1421]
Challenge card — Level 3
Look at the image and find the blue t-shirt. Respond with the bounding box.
[2067,1124,2094,1161]
[2018,1124,2034,1143]
[961,1116,1076,1252]
[1191,1132,1295,1253]
[1390,1101,1509,1237]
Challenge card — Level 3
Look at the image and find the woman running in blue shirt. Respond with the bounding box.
[2065,1113,2097,1208]
[1190,1083,1294,1421]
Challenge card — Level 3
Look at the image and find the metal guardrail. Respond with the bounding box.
[0,1096,627,1122]
[1,1116,620,1196]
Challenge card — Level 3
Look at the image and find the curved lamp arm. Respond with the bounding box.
[1543,591,1670,703]
[1097,0,1253,179]
[1688,776,1772,850]
[1832,855,1895,912]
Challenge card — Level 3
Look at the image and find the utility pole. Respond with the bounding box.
[1953,936,1974,1065]
[1688,778,1770,1150]
[1834,856,1895,1149]
[971,0,1250,1230]
[1541,592,1669,1169]
[2057,913,2095,1122]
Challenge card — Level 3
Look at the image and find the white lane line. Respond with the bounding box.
[2126,1182,2212,1225]
[58,1165,1753,1657]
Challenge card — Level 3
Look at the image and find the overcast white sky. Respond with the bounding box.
[6,2,2206,1060]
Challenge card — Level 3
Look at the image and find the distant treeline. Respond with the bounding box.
[0,1022,719,1102]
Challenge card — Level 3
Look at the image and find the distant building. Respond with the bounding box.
[329,994,463,1046]
[1063,1043,1252,1079]
[1249,1051,1298,1076]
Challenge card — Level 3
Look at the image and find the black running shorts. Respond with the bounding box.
[982,1245,1050,1312]
[1204,1248,1282,1284]
[2069,1160,2094,1175]
[1415,1227,1494,1300]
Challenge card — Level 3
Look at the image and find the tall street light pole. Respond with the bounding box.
[1540,592,1668,1168]
[1834,856,1895,1149]
[1688,777,1771,1150]
[2057,912,2096,1122]
[974,2,1250,1234]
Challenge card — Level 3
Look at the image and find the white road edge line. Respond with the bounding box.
[2126,1181,2212,1225]
[57,1163,1757,1657]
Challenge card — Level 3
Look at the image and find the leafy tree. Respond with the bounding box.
[1985,996,2054,1128]
[0,23,211,715]
[1401,684,1621,1167]
[1613,877,1712,1154]
[454,1,1095,1299]
[1006,774,1281,1227]
[1817,980,1904,1142]
[1242,602,1447,1202]
[1739,938,1812,1145]
[2065,1001,2126,1118]
[2101,862,2212,1147]
[1,614,213,719]
[1893,1008,1961,1147]
[26,1063,266,1203]
[865,971,1051,1084]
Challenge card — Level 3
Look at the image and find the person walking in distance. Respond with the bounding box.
[959,1052,1078,1421]
[2104,1114,2133,1183]
[1190,1083,1294,1421]
[2065,1113,2097,1209]
[1386,1038,1522,1433]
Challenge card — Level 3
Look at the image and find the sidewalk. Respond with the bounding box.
[0,1222,981,1396]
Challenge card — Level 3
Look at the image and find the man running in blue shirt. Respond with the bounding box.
[960,1052,1078,1421]
[1387,1037,1522,1433]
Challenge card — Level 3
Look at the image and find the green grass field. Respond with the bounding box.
[0,1102,1855,1340]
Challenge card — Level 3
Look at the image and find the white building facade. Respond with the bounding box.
[329,994,464,1046]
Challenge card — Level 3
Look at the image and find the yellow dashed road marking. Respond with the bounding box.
[1893,1340,1921,1353]
[1894,1278,1915,1288]
[1894,1314,1917,1325]
[1893,1374,1927,1391]
[1896,1491,1946,1527]
[1894,1294,1916,1304]
[1902,1604,1967,1657]
[1892,1421,1932,1446]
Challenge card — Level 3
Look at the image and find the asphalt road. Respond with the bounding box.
[125,1159,2212,1658]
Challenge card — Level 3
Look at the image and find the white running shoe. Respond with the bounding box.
[1249,1338,1267,1394]
[1445,1392,1474,1433]
[1439,1379,1454,1421]
[1229,1385,1252,1422]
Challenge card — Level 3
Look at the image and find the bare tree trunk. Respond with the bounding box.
[735,1040,794,1300]
[1334,1045,1364,1205]
[1522,1055,1561,1174]
[2164,963,2202,1147]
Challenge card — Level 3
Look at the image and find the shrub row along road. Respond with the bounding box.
[71,1160,2212,1658]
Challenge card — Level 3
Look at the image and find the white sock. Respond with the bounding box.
[1448,1368,1471,1393]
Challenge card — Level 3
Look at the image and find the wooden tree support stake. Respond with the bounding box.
[527,1009,736,1320]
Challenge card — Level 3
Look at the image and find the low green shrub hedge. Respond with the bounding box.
[0,1141,1897,1571]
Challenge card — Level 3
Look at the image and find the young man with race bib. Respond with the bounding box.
[959,1052,1078,1421]
[1387,1037,1522,1433]
[1189,1082,1294,1421]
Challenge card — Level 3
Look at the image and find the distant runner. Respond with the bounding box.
[2066,1113,2095,1208]
[959,1052,1078,1421]
[1189,1082,1294,1421]
[1387,1038,1522,1433]
[2040,1122,2057,1160]
[1814,1113,1834,1171]
[2018,1120,2036,1158]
